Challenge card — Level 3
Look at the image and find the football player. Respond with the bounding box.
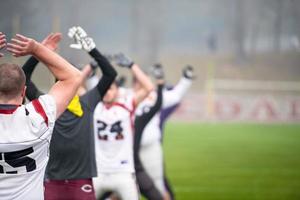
[22,27,117,200]
[0,33,81,199]
[93,53,153,200]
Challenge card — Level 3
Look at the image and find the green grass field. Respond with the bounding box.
[162,123,300,200]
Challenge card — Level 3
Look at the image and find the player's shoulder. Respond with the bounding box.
[26,94,56,127]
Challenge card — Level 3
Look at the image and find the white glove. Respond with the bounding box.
[68,26,81,49]
[68,26,96,52]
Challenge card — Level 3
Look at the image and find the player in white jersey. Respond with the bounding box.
[136,64,194,198]
[0,32,81,200]
[93,53,154,200]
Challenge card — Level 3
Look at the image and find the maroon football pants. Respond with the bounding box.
[44,179,96,200]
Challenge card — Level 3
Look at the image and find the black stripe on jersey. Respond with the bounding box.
[2,147,36,173]
[4,147,34,160]
[6,171,17,174]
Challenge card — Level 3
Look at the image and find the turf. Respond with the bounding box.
[162,123,300,200]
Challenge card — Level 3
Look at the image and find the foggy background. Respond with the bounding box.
[1,0,300,122]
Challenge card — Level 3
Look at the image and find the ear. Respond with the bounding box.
[21,85,27,98]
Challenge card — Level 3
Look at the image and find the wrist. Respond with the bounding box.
[129,62,136,69]
[156,79,164,85]
[31,41,41,55]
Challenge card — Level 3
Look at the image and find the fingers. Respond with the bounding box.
[52,33,62,43]
[7,34,32,57]
[15,34,29,42]
[42,33,54,44]
[68,27,77,38]
[70,43,82,49]
[11,38,27,47]
[7,42,25,51]
[6,47,24,57]
[6,43,25,57]
[0,33,34,57]
[0,33,6,49]
[76,26,87,38]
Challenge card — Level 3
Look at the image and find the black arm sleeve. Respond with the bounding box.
[81,48,117,110]
[89,48,117,99]
[134,84,163,161]
[22,56,44,100]
[134,84,164,200]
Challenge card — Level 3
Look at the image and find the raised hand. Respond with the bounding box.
[68,26,96,52]
[112,53,134,68]
[7,34,37,57]
[151,63,164,80]
[41,33,62,51]
[0,32,6,57]
[182,65,195,79]
[68,26,81,49]
[75,26,88,38]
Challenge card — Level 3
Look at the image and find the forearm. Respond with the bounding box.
[89,48,117,77]
[22,56,44,100]
[132,64,154,92]
[144,84,163,121]
[89,48,117,98]
[26,81,44,101]
[32,42,81,82]
[22,56,39,83]
[163,76,192,108]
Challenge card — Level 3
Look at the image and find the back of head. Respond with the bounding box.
[0,63,26,102]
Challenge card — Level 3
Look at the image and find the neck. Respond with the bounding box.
[0,98,22,105]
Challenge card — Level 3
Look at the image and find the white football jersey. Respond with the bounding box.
[0,95,56,200]
[135,91,161,147]
[94,93,135,174]
[138,77,193,146]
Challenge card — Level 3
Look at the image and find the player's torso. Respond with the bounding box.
[135,91,161,146]
[94,95,135,173]
[0,103,54,199]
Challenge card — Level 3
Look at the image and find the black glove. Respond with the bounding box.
[113,53,134,68]
[151,63,164,79]
[183,65,195,79]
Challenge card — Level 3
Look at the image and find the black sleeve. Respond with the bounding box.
[133,84,164,200]
[22,56,45,100]
[89,48,117,99]
[134,84,163,158]
[81,48,117,110]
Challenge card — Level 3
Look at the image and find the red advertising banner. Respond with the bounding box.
[173,94,300,123]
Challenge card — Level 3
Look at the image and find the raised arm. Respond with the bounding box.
[113,53,154,105]
[89,48,117,98]
[68,26,117,107]
[22,33,62,100]
[7,34,82,118]
[134,80,163,141]
[0,32,6,57]
[162,65,194,108]
[135,65,164,126]
[22,56,43,100]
